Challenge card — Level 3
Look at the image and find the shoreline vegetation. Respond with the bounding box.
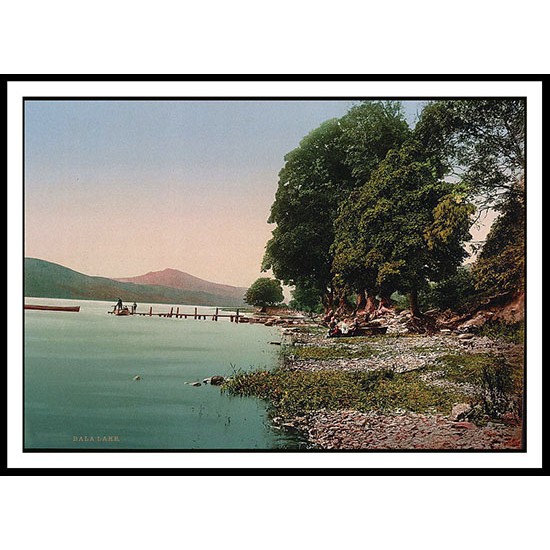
[222,308,524,450]
[224,98,525,450]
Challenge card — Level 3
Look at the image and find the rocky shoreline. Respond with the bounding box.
[280,410,522,450]
[269,315,524,451]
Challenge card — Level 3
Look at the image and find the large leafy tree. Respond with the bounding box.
[262,118,350,308]
[414,99,525,211]
[415,99,526,299]
[332,141,475,316]
[244,278,284,309]
[262,101,410,310]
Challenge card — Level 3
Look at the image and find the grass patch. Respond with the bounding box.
[433,353,523,421]
[436,354,521,387]
[477,321,525,344]
[222,368,468,418]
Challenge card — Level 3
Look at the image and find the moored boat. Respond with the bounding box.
[25,304,80,312]
[110,307,131,316]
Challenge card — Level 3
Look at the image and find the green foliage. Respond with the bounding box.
[477,321,525,344]
[338,101,411,184]
[288,281,324,313]
[223,368,467,418]
[264,99,525,316]
[472,189,525,296]
[332,140,474,307]
[415,99,526,303]
[435,354,522,420]
[262,119,351,296]
[419,267,478,312]
[244,278,284,308]
[263,101,410,306]
[415,99,525,211]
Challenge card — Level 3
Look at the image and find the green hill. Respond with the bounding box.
[24,258,246,307]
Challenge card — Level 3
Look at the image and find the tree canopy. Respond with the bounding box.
[414,99,525,211]
[415,99,526,300]
[262,99,525,316]
[332,140,475,315]
[262,101,410,308]
[244,278,284,308]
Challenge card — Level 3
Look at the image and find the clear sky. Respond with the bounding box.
[24,99,427,287]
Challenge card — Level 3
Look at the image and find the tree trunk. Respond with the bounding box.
[379,292,392,309]
[365,291,379,319]
[322,288,334,314]
[355,289,367,312]
[407,289,421,317]
[377,291,393,314]
[334,288,349,318]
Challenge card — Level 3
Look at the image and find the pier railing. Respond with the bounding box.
[109,306,243,322]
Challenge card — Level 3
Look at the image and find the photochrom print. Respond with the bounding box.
[23,91,527,453]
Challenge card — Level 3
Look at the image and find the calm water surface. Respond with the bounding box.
[24,298,305,449]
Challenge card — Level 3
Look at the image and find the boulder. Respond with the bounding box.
[450,403,472,422]
[458,333,474,340]
[210,375,225,386]
[458,312,491,333]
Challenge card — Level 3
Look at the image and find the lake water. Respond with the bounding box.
[24,298,305,450]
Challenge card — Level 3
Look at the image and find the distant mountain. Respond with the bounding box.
[24,258,246,307]
[116,268,247,303]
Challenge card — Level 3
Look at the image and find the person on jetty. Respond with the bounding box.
[132,302,137,314]
[115,298,123,312]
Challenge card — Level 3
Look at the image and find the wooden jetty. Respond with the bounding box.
[25,304,80,312]
[108,306,243,322]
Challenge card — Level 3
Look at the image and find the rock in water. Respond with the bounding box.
[210,375,225,386]
[133,375,141,381]
[189,381,202,387]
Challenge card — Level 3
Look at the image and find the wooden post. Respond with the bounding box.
[169,307,173,318]
[215,307,219,321]
[176,307,179,318]
[149,306,152,316]
[194,307,197,320]
[236,309,239,323]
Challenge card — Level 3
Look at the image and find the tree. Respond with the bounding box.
[332,141,475,316]
[471,182,525,297]
[414,99,525,211]
[262,101,410,311]
[262,118,352,310]
[415,99,526,299]
[419,266,477,312]
[244,278,284,310]
[288,280,324,314]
